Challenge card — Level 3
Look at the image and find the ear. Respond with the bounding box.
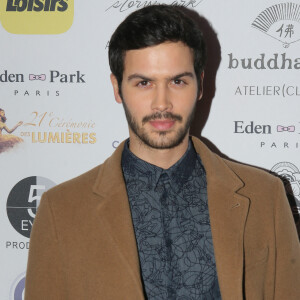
[110,73,123,104]
[197,71,204,101]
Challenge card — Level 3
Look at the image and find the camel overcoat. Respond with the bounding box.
[25,137,300,299]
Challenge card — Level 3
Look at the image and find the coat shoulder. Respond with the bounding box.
[223,157,279,185]
[221,157,284,200]
[44,164,103,206]
[41,141,125,210]
[192,136,280,187]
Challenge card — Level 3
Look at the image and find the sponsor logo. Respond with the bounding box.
[20,111,97,145]
[233,121,300,149]
[0,70,86,83]
[0,69,86,98]
[6,241,30,250]
[260,141,299,149]
[6,0,68,11]
[228,53,300,70]
[277,125,295,132]
[1,110,97,152]
[228,3,300,71]
[9,273,25,300]
[234,84,300,97]
[6,176,56,238]
[234,121,299,135]
[0,0,74,34]
[105,0,205,13]
[271,162,300,215]
[252,3,300,48]
[234,121,272,134]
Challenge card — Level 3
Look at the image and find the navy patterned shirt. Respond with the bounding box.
[122,139,221,300]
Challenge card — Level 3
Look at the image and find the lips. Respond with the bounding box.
[149,120,175,130]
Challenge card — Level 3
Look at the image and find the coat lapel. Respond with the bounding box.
[192,137,249,300]
[93,141,144,298]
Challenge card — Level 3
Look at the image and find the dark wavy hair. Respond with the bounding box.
[0,108,7,123]
[109,5,206,96]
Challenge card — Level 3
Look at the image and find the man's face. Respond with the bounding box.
[111,41,203,149]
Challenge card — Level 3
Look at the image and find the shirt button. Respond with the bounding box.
[166,238,172,247]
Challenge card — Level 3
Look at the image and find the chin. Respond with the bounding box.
[140,131,187,150]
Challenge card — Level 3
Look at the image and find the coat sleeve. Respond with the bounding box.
[274,178,300,299]
[25,193,66,300]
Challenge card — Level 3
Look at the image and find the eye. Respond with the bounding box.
[137,80,151,87]
[172,79,186,86]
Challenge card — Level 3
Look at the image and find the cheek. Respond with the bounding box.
[123,91,152,114]
[124,99,149,120]
[171,91,198,114]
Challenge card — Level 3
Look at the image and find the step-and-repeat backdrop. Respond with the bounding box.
[1,0,299,298]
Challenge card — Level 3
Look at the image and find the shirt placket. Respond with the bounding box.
[157,172,176,299]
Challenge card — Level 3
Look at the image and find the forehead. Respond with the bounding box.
[123,42,194,75]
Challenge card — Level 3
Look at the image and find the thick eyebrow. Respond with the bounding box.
[127,72,195,82]
[170,72,195,81]
[127,73,152,82]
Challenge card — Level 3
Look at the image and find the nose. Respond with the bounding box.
[151,84,172,112]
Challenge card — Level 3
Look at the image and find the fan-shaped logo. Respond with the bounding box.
[9,273,25,300]
[271,162,300,214]
[252,2,300,48]
[6,176,56,238]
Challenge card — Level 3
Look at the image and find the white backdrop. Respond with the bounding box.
[0,0,299,298]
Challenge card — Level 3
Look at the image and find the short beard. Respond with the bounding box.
[122,99,197,150]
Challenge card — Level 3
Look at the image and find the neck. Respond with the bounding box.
[128,134,189,169]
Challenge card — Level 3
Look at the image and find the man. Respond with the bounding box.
[25,5,300,300]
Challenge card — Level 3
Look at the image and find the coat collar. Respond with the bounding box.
[92,140,145,298]
[92,137,245,200]
[93,137,249,300]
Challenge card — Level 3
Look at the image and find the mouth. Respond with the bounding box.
[149,119,175,130]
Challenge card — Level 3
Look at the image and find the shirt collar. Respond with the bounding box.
[121,138,199,192]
